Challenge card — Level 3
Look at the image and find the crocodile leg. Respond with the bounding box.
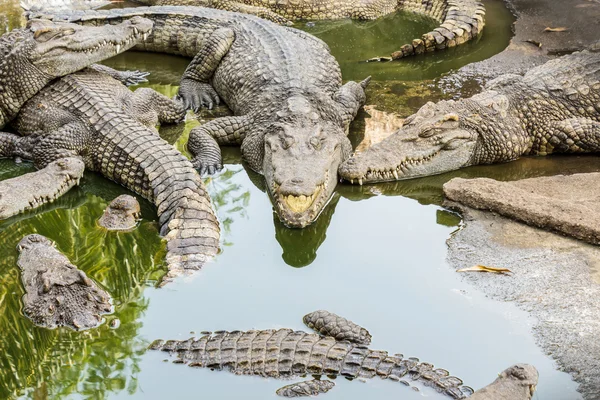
[87,64,150,87]
[125,87,187,128]
[30,122,92,168]
[0,132,20,158]
[187,115,251,174]
[541,118,600,154]
[334,77,371,128]
[276,379,335,397]
[177,28,235,112]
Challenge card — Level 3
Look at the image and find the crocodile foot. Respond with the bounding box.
[176,78,221,112]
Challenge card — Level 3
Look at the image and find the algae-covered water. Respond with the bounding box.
[0,1,588,398]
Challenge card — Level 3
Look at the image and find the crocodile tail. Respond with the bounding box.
[154,167,220,284]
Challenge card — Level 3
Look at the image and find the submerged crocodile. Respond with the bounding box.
[3,69,220,282]
[130,0,485,59]
[0,16,152,130]
[0,158,84,220]
[37,7,370,228]
[17,234,113,330]
[98,194,141,231]
[339,51,600,184]
[150,311,473,398]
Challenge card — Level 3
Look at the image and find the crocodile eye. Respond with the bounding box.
[418,126,438,138]
[309,137,322,150]
[281,136,294,150]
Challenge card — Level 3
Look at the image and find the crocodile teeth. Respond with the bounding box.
[358,178,363,185]
[393,170,399,179]
[143,33,148,41]
[116,44,121,54]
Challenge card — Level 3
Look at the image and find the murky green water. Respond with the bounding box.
[0,1,587,398]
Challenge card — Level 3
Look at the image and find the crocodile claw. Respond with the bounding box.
[192,157,223,176]
[121,70,150,86]
[177,79,221,113]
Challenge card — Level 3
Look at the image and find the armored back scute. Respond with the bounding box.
[303,310,372,345]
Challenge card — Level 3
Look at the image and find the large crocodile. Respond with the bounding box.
[0,16,152,130]
[149,311,473,398]
[17,233,113,330]
[35,6,370,228]
[339,51,600,184]
[130,0,485,60]
[2,69,220,282]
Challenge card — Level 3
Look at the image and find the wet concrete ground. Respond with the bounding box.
[446,205,600,399]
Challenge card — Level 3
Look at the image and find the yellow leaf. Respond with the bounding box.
[544,27,569,32]
[457,265,512,274]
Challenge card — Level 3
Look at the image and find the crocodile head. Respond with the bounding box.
[263,96,351,228]
[0,17,153,124]
[339,100,484,184]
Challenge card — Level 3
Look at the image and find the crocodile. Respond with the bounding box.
[339,51,600,184]
[129,0,485,60]
[149,311,473,398]
[470,364,538,400]
[17,233,113,330]
[35,7,370,228]
[2,69,221,282]
[0,16,153,130]
[98,194,141,231]
[0,157,84,220]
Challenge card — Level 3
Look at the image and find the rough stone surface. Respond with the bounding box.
[17,234,112,330]
[445,205,600,399]
[303,310,372,345]
[444,173,600,245]
[470,364,538,400]
[98,194,141,231]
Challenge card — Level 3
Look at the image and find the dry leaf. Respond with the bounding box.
[544,27,569,32]
[457,265,512,274]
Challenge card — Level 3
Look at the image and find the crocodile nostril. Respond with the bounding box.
[290,178,303,185]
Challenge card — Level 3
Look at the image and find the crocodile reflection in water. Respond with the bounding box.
[0,186,163,398]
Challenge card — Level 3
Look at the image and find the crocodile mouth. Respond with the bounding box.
[26,174,81,210]
[346,151,439,184]
[280,185,323,213]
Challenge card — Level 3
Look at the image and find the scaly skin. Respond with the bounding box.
[469,364,538,400]
[17,234,113,330]
[6,70,220,284]
[37,7,369,228]
[339,51,600,184]
[0,16,153,129]
[129,0,485,60]
[276,379,335,397]
[303,310,372,345]
[149,311,473,398]
[98,194,141,231]
[0,158,84,220]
